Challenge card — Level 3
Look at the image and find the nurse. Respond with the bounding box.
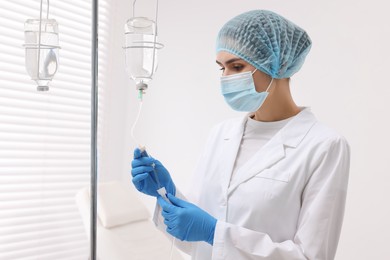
[131,10,350,260]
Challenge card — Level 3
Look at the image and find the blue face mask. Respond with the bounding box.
[220,69,274,112]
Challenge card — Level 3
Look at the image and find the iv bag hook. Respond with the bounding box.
[37,0,50,89]
[132,0,160,30]
[132,0,137,18]
[39,0,50,20]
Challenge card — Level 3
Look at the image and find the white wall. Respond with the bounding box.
[101,0,390,259]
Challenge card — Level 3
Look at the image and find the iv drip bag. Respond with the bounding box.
[24,19,60,91]
[124,17,163,91]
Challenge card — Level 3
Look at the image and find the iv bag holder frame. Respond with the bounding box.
[23,43,61,49]
[123,41,164,49]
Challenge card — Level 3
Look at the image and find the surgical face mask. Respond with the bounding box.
[220,69,274,112]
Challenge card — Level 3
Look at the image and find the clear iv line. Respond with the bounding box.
[130,100,162,189]
[131,100,175,260]
[130,1,174,257]
[130,100,143,147]
[170,237,176,260]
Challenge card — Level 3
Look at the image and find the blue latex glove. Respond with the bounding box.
[131,148,176,197]
[157,193,217,245]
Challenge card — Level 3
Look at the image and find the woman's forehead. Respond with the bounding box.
[216,51,237,60]
[216,51,245,65]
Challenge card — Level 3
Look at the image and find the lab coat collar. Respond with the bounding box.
[222,107,317,148]
[279,107,317,148]
[224,107,317,195]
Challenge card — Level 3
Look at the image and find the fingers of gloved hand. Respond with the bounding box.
[167,193,190,208]
[131,157,155,168]
[166,226,185,241]
[153,159,163,167]
[133,148,148,159]
[133,183,143,192]
[166,226,175,238]
[132,178,144,191]
[157,196,177,212]
[153,160,169,172]
[132,172,150,184]
[133,148,142,159]
[163,217,173,226]
[161,207,178,221]
[131,166,154,177]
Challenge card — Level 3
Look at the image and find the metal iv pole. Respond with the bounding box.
[90,0,98,259]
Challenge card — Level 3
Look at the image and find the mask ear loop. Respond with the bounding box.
[252,68,274,93]
[265,78,274,92]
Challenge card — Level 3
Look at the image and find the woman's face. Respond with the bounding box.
[216,51,272,93]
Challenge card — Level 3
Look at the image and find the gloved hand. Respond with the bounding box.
[131,148,176,197]
[157,193,217,245]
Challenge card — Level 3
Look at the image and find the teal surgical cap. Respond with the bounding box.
[216,10,312,79]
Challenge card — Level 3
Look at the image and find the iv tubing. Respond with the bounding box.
[130,100,163,189]
[131,101,175,260]
[130,100,143,147]
[170,237,176,260]
[130,2,173,258]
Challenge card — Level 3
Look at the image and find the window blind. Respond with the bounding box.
[0,0,111,259]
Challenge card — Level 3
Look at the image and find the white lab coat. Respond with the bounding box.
[154,108,350,260]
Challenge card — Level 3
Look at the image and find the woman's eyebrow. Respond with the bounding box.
[216,58,243,66]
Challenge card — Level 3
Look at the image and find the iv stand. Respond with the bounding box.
[91,1,161,259]
[90,0,98,259]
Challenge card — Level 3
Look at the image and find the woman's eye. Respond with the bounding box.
[219,67,225,71]
[232,65,244,71]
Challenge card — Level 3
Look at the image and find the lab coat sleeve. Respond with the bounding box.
[212,136,350,260]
